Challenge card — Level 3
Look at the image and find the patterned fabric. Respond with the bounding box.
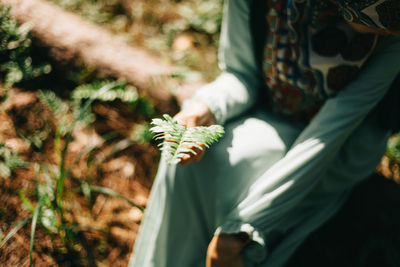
[337,0,400,30]
[263,0,380,121]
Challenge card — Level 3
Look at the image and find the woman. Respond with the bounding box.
[130,0,400,266]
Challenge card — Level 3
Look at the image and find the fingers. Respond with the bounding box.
[173,111,199,128]
[206,234,246,267]
[179,144,205,166]
[172,101,215,166]
[173,101,215,127]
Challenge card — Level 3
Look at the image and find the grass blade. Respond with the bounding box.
[0,217,31,248]
[29,201,42,267]
[19,191,34,212]
[57,83,117,210]
[89,185,143,212]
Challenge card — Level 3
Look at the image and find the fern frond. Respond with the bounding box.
[72,80,139,103]
[0,143,27,178]
[0,7,51,87]
[38,90,75,136]
[150,114,224,164]
[38,90,68,119]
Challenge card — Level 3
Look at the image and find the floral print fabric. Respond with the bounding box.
[263,0,379,120]
[337,0,400,30]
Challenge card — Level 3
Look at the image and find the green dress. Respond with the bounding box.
[129,0,400,266]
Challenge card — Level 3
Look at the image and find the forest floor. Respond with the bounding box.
[0,85,158,266]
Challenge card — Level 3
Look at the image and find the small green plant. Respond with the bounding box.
[0,143,26,178]
[150,114,224,164]
[177,0,223,35]
[48,0,123,30]
[385,132,400,182]
[387,133,400,164]
[1,83,145,266]
[0,6,51,87]
[71,80,155,117]
[0,164,58,267]
[72,80,139,104]
[130,123,153,144]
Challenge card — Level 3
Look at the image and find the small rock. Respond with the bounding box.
[103,157,135,178]
[110,226,134,246]
[122,163,135,177]
[4,138,31,154]
[172,33,195,51]
[128,208,143,223]
[133,194,147,207]
[70,127,103,153]
[3,90,37,111]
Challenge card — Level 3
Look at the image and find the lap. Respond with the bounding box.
[163,108,302,225]
[131,107,389,267]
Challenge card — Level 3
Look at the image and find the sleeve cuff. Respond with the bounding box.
[181,77,228,125]
[181,92,224,126]
[182,71,258,125]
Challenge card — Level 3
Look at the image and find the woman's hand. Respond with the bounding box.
[206,233,250,267]
[173,101,215,165]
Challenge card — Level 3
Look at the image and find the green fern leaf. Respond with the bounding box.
[72,80,139,103]
[150,114,224,164]
[0,143,26,178]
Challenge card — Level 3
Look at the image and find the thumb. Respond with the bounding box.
[174,114,197,128]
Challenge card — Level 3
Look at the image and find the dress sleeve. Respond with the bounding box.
[182,0,260,125]
[215,35,400,261]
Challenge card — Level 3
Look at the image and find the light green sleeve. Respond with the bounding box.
[183,0,260,125]
[215,35,400,260]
